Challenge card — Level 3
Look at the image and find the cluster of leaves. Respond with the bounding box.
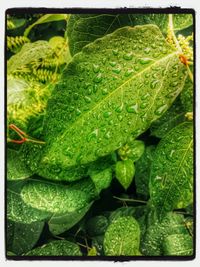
[7,13,194,258]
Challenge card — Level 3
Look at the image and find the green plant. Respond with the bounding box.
[6,12,194,258]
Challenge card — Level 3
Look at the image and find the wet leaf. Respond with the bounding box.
[150,122,193,216]
[115,160,135,190]
[103,216,140,256]
[25,240,82,256]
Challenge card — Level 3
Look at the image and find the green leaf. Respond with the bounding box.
[25,240,82,256]
[21,178,98,214]
[24,14,68,37]
[41,25,187,178]
[103,216,140,256]
[118,140,145,161]
[88,156,113,193]
[67,14,193,55]
[141,211,189,256]
[180,71,193,112]
[135,145,155,199]
[7,149,33,180]
[150,98,186,138]
[163,234,193,256]
[7,220,44,255]
[85,215,109,236]
[8,41,54,74]
[115,160,135,190]
[7,77,52,131]
[150,122,193,216]
[7,181,51,224]
[48,203,92,235]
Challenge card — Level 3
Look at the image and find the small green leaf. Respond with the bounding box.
[150,122,193,216]
[25,240,82,256]
[135,145,155,199]
[24,14,68,37]
[48,203,92,235]
[7,220,44,255]
[115,160,135,190]
[103,216,140,256]
[7,149,33,180]
[88,157,113,193]
[118,140,145,161]
[163,234,193,256]
[88,246,98,256]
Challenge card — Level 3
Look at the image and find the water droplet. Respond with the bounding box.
[112,67,121,74]
[87,129,98,142]
[144,47,151,54]
[139,58,152,65]
[104,131,111,139]
[76,108,82,116]
[150,80,159,89]
[103,111,112,118]
[93,84,98,93]
[74,93,79,100]
[125,69,134,77]
[115,103,124,113]
[126,103,138,113]
[170,81,179,87]
[134,65,140,71]
[155,104,168,116]
[102,88,108,95]
[109,61,117,67]
[123,52,133,60]
[93,64,100,73]
[84,96,91,103]
[76,153,83,163]
[118,115,123,121]
[94,73,103,83]
[112,49,119,56]
[141,93,150,100]
[140,102,148,109]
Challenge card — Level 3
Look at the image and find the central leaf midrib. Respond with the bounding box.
[59,51,178,141]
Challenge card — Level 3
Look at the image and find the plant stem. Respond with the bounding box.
[113,196,147,204]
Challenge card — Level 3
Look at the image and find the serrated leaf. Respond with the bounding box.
[25,240,82,256]
[67,14,193,55]
[135,145,155,199]
[8,41,54,74]
[85,215,109,237]
[103,216,140,256]
[7,220,44,255]
[21,178,98,214]
[48,203,92,235]
[141,211,189,256]
[150,98,186,138]
[163,234,193,256]
[115,160,135,190]
[150,122,193,216]
[41,25,187,179]
[7,149,33,180]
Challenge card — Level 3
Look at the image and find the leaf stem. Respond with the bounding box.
[113,196,147,204]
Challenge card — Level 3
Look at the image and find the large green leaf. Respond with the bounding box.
[150,122,193,216]
[25,240,82,256]
[150,98,186,138]
[39,25,187,179]
[141,211,189,256]
[103,216,140,256]
[7,220,44,255]
[7,181,51,224]
[7,149,33,180]
[48,203,92,235]
[20,178,97,214]
[163,234,193,256]
[67,14,193,55]
[180,69,193,112]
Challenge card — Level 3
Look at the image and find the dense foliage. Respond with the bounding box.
[6,12,194,258]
